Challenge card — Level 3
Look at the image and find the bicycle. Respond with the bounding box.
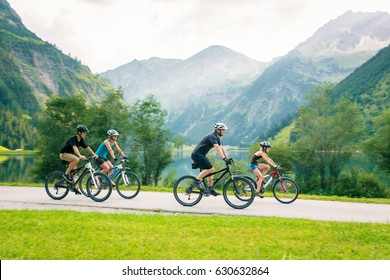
[244,166,299,204]
[173,159,255,209]
[93,158,141,200]
[45,158,111,200]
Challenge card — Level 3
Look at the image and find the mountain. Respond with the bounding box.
[100,45,268,129]
[294,10,390,56]
[0,0,113,149]
[100,10,390,146]
[210,11,390,145]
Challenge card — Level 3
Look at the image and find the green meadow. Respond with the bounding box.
[0,210,389,260]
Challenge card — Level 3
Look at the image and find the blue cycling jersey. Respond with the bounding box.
[95,140,114,158]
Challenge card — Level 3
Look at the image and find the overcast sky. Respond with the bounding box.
[7,0,390,73]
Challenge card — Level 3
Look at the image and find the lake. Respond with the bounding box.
[0,149,251,183]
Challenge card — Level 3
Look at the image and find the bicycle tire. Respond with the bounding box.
[223,176,255,209]
[86,172,112,202]
[77,172,90,197]
[115,169,141,199]
[45,171,70,200]
[273,177,299,204]
[239,175,257,201]
[173,175,203,207]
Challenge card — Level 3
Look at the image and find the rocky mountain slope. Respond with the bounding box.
[0,0,113,149]
[100,10,390,145]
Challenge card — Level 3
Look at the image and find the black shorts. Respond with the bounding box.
[191,154,213,170]
[95,156,109,166]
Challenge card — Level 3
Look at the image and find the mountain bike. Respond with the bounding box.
[45,158,110,200]
[173,159,255,209]
[244,166,299,204]
[106,159,141,199]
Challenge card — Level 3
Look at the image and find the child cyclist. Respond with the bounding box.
[94,129,127,184]
[249,141,279,197]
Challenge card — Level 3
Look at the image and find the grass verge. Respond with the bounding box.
[0,210,389,260]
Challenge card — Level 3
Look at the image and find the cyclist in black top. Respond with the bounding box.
[191,122,232,196]
[59,125,97,183]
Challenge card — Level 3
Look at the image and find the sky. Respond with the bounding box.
[6,0,390,73]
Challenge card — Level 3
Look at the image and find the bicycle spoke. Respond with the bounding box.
[223,177,255,209]
[116,170,141,199]
[173,176,203,207]
[273,178,299,204]
[45,171,69,200]
[86,172,112,202]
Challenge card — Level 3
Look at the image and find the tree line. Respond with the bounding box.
[33,85,389,197]
[249,83,389,198]
[32,90,173,186]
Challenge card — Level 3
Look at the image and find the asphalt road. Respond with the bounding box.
[1,186,389,223]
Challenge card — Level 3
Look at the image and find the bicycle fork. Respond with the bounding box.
[279,178,287,192]
[86,162,100,187]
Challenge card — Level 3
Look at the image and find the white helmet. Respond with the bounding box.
[213,122,228,130]
[107,129,119,136]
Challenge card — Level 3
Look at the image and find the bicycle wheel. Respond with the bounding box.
[86,172,112,202]
[77,172,90,197]
[223,176,255,209]
[239,175,257,201]
[45,171,69,200]
[115,169,141,199]
[273,177,299,204]
[173,175,203,207]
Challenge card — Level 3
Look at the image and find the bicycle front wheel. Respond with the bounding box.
[77,172,90,197]
[115,169,141,199]
[173,175,203,207]
[86,172,112,202]
[45,171,69,200]
[223,176,255,209]
[273,177,299,204]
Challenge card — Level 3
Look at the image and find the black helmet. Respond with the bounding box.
[260,141,272,148]
[76,125,89,133]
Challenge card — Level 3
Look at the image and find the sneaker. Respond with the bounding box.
[255,192,264,198]
[210,188,220,197]
[191,180,202,190]
[260,186,265,194]
[63,173,73,182]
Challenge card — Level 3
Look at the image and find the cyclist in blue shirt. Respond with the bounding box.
[95,129,127,183]
[191,122,232,196]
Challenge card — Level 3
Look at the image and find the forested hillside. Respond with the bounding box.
[331,44,390,130]
[0,0,113,149]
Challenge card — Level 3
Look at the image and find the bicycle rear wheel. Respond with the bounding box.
[45,171,69,200]
[239,175,257,201]
[273,177,299,204]
[115,169,141,199]
[223,176,255,209]
[173,175,203,207]
[86,172,112,202]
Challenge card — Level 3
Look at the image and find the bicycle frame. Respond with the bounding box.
[261,168,287,192]
[107,159,133,182]
[201,165,231,187]
[70,159,100,186]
